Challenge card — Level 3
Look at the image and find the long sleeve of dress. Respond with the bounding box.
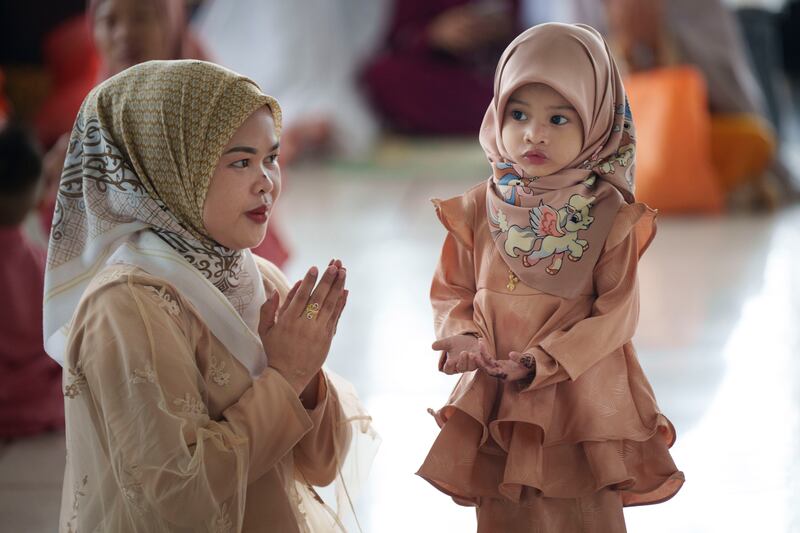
[69,276,314,529]
[431,232,480,340]
[431,193,481,342]
[522,227,642,390]
[292,372,352,487]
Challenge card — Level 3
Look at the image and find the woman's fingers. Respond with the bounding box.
[329,289,348,334]
[286,266,319,317]
[320,267,346,318]
[280,280,301,315]
[306,264,339,317]
[260,289,279,325]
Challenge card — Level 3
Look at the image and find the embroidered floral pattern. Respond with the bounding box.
[144,285,181,316]
[173,393,208,418]
[64,474,88,533]
[209,357,231,387]
[64,366,87,399]
[92,267,129,287]
[121,464,145,516]
[213,503,233,533]
[130,364,157,384]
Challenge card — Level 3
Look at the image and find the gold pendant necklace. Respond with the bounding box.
[506,270,520,291]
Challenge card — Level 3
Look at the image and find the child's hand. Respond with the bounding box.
[475,341,536,383]
[432,334,482,375]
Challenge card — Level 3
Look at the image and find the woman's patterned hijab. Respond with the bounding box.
[44,60,281,371]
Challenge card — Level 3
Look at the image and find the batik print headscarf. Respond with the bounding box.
[44,60,282,375]
[480,23,636,299]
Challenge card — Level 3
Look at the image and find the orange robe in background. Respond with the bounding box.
[417,183,683,532]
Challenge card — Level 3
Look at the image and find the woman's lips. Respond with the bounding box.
[523,150,549,165]
[245,206,269,224]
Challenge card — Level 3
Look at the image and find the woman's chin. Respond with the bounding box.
[246,226,269,250]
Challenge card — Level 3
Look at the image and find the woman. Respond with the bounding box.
[45,59,373,532]
[36,0,289,266]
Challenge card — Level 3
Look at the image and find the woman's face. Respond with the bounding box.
[500,83,584,177]
[93,0,171,76]
[203,107,281,250]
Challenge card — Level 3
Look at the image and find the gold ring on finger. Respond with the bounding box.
[304,302,320,320]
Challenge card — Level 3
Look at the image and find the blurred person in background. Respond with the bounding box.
[572,0,799,209]
[0,123,64,439]
[195,0,391,164]
[0,69,9,125]
[34,0,289,266]
[364,0,520,136]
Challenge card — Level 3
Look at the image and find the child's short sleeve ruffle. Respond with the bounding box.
[603,202,657,258]
[431,182,485,249]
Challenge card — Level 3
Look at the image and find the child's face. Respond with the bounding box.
[500,83,583,177]
[203,106,281,250]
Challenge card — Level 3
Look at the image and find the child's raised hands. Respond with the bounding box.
[474,340,536,383]
[432,334,483,375]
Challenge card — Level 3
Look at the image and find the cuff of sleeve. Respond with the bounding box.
[519,347,567,391]
[538,337,582,380]
[305,371,330,425]
[223,368,313,482]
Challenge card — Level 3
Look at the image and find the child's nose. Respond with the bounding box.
[524,122,548,145]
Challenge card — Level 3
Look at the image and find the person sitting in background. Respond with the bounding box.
[364,0,519,136]
[572,0,799,209]
[195,0,390,164]
[34,0,289,266]
[0,122,64,439]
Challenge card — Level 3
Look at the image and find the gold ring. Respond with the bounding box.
[304,302,320,320]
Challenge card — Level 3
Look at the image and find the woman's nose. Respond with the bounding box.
[258,170,275,195]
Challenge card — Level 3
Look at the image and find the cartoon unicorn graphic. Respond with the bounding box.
[489,194,596,275]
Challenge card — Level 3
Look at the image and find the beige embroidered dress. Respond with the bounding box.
[60,257,350,532]
[417,184,685,532]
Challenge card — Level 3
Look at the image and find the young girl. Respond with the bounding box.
[417,23,684,532]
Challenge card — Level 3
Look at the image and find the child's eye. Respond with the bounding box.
[231,159,250,169]
[511,110,527,121]
[551,115,569,125]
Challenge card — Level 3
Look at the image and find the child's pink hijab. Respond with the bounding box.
[480,23,637,299]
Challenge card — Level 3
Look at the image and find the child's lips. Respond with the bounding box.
[523,150,549,165]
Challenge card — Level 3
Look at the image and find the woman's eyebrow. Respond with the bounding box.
[224,142,280,155]
[508,97,528,106]
[224,146,257,155]
[548,104,576,111]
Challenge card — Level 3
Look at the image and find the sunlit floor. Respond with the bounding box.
[1,139,799,532]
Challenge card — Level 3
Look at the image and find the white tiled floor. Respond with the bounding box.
[2,146,799,532]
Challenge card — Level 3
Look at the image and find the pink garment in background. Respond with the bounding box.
[0,226,63,438]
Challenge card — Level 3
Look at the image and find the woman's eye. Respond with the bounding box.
[231,159,249,169]
[511,110,527,121]
[265,154,279,164]
[551,115,569,125]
